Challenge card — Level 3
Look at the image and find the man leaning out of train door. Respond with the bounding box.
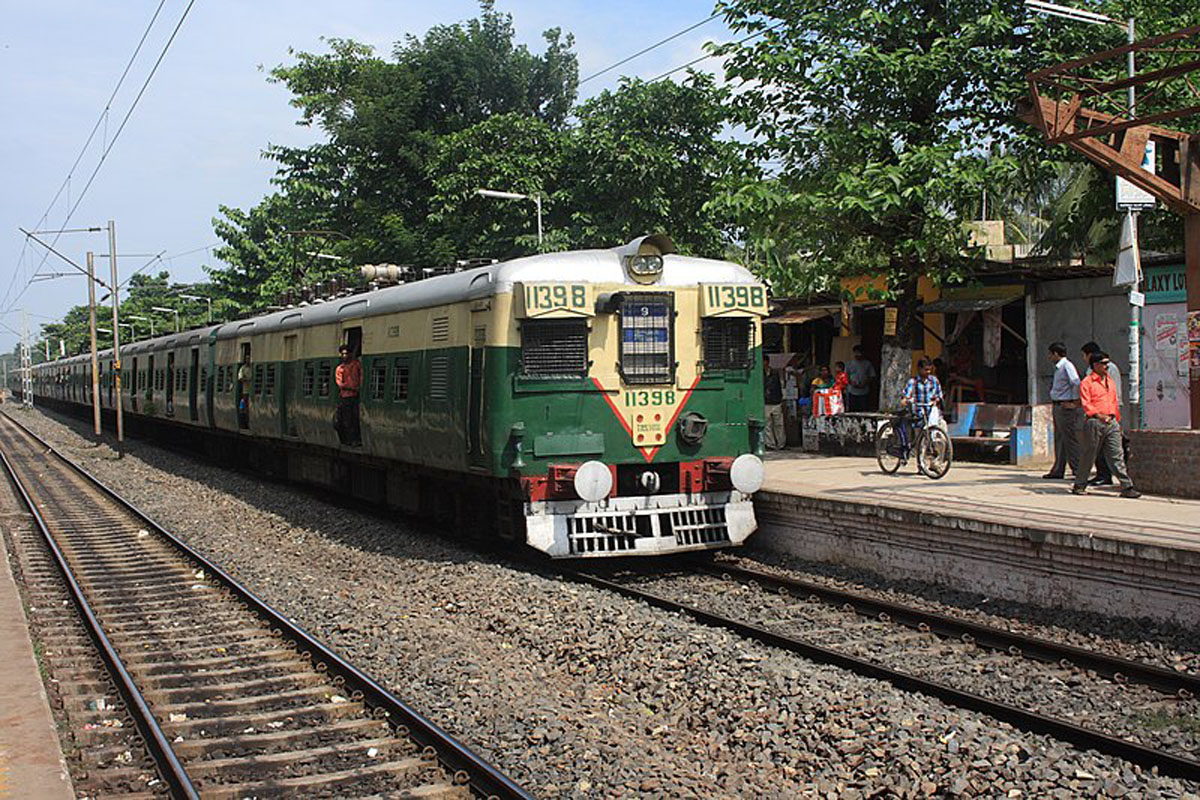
[334,344,363,447]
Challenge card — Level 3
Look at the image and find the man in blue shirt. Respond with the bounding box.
[1043,342,1081,479]
[901,359,944,422]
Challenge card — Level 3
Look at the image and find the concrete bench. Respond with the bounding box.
[945,403,1038,465]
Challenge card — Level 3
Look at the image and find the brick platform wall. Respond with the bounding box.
[1128,429,1200,499]
[753,491,1200,628]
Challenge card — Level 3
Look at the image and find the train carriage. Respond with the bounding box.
[20,235,768,558]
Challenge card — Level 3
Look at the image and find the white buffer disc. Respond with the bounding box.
[574,460,613,502]
[730,453,764,494]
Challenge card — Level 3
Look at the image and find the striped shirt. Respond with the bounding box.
[904,375,944,416]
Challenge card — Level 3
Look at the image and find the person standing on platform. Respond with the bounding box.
[1081,341,1125,486]
[334,344,363,447]
[1073,352,1140,498]
[834,361,849,397]
[1043,342,1081,480]
[810,364,835,392]
[846,345,876,412]
[763,354,785,450]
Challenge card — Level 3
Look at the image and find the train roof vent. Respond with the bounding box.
[431,315,450,343]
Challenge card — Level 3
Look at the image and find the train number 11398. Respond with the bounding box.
[523,283,589,315]
[703,284,767,314]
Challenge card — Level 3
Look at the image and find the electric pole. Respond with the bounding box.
[87,252,102,436]
[20,311,32,408]
[109,220,124,455]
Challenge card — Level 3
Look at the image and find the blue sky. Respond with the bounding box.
[0,1,734,350]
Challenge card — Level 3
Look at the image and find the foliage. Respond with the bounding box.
[561,74,754,256]
[715,0,1200,327]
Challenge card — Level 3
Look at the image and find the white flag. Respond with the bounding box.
[1113,213,1140,287]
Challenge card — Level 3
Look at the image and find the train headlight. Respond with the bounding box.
[574,460,613,502]
[616,234,674,285]
[627,255,663,283]
[730,453,764,494]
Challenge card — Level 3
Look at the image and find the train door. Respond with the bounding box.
[166,352,175,415]
[468,324,486,467]
[205,338,216,428]
[131,357,139,411]
[236,342,250,430]
[282,334,297,436]
[188,348,199,421]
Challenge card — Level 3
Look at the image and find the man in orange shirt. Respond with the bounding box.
[1072,352,1139,498]
[334,344,363,446]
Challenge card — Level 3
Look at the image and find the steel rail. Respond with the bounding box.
[703,560,1200,699]
[0,411,533,800]
[556,566,1200,783]
[0,431,201,799]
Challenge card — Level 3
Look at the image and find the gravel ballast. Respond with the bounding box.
[10,407,1200,799]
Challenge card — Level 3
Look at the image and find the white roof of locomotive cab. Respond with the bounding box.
[29,244,761,359]
[210,246,760,340]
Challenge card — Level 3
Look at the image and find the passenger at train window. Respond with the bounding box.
[236,349,252,429]
[334,344,363,447]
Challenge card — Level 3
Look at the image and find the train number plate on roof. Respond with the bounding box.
[700,284,768,317]
[517,283,594,318]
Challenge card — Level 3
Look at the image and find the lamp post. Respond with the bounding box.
[128,314,154,338]
[151,306,180,333]
[1025,0,1141,425]
[476,188,544,247]
[178,293,212,324]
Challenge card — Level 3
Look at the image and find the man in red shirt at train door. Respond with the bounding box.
[335,344,363,446]
[1072,352,1139,498]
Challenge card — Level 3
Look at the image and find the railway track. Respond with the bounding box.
[555,558,1200,784]
[0,410,531,799]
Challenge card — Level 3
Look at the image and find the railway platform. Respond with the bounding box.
[0,527,73,799]
[753,452,1200,628]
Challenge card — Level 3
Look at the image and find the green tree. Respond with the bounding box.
[716,0,1199,402]
[563,74,752,257]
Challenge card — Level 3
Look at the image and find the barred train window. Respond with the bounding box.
[619,293,673,385]
[521,319,588,378]
[369,361,387,400]
[392,358,410,401]
[317,363,331,397]
[702,318,755,370]
[265,364,276,396]
[302,362,315,396]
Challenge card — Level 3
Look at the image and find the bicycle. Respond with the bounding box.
[875,406,953,479]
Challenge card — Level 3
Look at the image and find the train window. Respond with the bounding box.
[392,358,410,401]
[265,364,276,396]
[253,365,264,395]
[200,367,207,391]
[702,318,754,370]
[369,361,386,400]
[318,363,331,397]
[618,293,674,385]
[520,320,588,378]
[302,362,315,396]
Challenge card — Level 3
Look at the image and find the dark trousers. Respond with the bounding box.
[336,394,361,445]
[1074,417,1132,490]
[1049,402,1081,477]
[1092,434,1128,483]
[847,392,869,412]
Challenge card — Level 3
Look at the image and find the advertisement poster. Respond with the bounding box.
[1190,311,1200,378]
[1155,313,1179,351]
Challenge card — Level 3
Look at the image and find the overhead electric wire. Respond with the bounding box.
[649,19,786,83]
[2,0,169,312]
[3,0,198,320]
[579,12,721,85]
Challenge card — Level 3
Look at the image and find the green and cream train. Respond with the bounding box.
[22,235,768,557]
